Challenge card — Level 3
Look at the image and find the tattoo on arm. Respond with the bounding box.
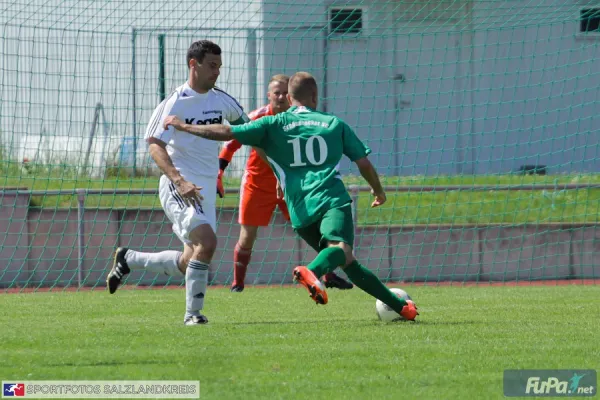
[181,124,234,141]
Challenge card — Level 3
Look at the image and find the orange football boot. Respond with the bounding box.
[293,266,328,305]
[400,300,419,321]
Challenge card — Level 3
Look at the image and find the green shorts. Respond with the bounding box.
[294,203,355,252]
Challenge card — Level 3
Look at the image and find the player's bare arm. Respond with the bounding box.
[354,157,386,207]
[147,137,203,207]
[164,115,234,141]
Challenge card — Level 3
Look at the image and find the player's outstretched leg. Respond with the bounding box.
[293,266,328,305]
[322,272,354,290]
[106,247,184,294]
[344,260,418,321]
[106,247,130,294]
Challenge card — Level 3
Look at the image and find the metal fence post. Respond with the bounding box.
[246,28,257,111]
[77,189,86,288]
[131,27,138,177]
[158,33,166,102]
[349,185,359,223]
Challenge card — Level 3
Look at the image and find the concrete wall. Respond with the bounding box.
[1,192,598,289]
[470,0,600,174]
[320,0,600,175]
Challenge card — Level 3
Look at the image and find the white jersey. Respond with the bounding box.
[145,81,247,205]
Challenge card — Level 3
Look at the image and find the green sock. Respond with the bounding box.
[344,260,408,313]
[307,247,347,278]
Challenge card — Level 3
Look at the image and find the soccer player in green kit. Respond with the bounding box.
[163,72,418,321]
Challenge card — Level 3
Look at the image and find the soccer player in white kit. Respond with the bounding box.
[106,40,249,325]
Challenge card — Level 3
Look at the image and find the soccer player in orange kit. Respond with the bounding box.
[218,74,354,292]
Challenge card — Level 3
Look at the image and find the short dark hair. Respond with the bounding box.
[186,40,221,66]
[288,72,318,101]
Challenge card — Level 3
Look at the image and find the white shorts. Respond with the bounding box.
[158,175,216,244]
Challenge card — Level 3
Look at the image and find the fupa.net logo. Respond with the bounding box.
[504,369,597,397]
[526,373,594,395]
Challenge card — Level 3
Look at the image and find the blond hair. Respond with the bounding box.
[269,74,290,85]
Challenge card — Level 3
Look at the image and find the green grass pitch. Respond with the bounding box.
[1,286,599,399]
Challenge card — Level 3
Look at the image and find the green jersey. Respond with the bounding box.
[231,106,371,228]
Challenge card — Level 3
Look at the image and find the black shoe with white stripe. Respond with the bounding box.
[184,315,209,325]
[106,247,130,294]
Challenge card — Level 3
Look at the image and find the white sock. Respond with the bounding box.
[185,260,209,319]
[124,250,183,277]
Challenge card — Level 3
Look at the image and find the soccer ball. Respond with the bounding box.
[376,288,412,322]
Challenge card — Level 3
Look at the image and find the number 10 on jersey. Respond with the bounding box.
[288,136,328,167]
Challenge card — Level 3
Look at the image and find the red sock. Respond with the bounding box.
[232,243,252,287]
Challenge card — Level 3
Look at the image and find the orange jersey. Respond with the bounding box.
[219,104,277,191]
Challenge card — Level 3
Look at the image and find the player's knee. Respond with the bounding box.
[239,225,259,249]
[190,243,216,263]
[194,236,217,259]
[327,241,354,267]
[188,224,217,261]
[341,249,355,266]
[179,253,190,272]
